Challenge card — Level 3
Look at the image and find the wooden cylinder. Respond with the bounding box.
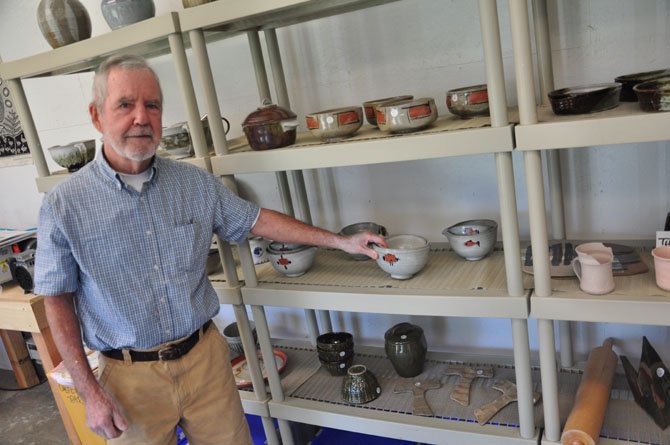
[561,339,618,445]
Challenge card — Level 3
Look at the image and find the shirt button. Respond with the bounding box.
[166,329,171,334]
[146,230,152,235]
[140,197,145,202]
[153,264,159,271]
[160,297,166,303]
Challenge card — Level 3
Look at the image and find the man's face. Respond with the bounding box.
[91,67,162,163]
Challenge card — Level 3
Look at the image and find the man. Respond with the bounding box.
[34,54,385,445]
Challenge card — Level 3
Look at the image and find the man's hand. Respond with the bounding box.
[83,385,128,440]
[339,231,387,259]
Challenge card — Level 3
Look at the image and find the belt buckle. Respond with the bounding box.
[158,345,180,361]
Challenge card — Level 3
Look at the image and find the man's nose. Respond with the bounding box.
[133,104,151,125]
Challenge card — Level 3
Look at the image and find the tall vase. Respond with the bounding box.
[37,0,92,49]
[101,0,155,31]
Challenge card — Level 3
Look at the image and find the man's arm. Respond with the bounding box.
[251,208,386,259]
[44,294,127,439]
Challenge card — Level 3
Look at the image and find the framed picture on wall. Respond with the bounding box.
[0,75,29,158]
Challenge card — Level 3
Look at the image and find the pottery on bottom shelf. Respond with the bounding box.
[384,322,427,378]
[341,365,381,405]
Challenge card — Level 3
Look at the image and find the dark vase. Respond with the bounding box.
[384,322,427,377]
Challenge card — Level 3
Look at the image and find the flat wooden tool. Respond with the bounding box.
[444,364,494,406]
[474,380,541,425]
[393,379,441,417]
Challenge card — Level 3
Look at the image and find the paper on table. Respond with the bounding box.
[49,350,100,386]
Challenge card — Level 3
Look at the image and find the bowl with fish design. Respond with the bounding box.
[442,219,497,261]
[266,242,318,277]
[372,235,429,280]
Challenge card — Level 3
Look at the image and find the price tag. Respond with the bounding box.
[656,231,670,247]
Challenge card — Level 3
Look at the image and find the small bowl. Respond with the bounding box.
[342,365,381,404]
[446,84,490,118]
[339,222,388,261]
[633,79,670,112]
[362,95,413,126]
[615,69,670,102]
[442,219,498,261]
[48,139,96,172]
[372,235,430,280]
[306,106,363,141]
[223,321,258,356]
[548,83,621,115]
[266,243,317,277]
[316,332,354,351]
[376,98,437,133]
[320,355,355,376]
[317,347,354,362]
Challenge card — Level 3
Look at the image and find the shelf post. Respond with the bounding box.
[7,79,48,177]
[511,318,535,439]
[538,318,561,441]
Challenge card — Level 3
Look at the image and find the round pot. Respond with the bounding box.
[37,0,92,49]
[342,365,381,404]
[101,0,155,30]
[384,322,427,377]
[242,102,298,151]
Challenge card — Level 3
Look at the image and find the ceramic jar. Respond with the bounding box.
[101,0,155,30]
[384,322,427,377]
[37,0,92,49]
[342,365,381,404]
[242,102,298,151]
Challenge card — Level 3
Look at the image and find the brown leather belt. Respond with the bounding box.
[101,320,212,362]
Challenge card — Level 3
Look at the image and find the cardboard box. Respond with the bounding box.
[53,382,106,445]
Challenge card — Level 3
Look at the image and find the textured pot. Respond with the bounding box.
[37,0,92,49]
[384,322,427,377]
[342,365,381,404]
[101,0,155,31]
[182,0,214,7]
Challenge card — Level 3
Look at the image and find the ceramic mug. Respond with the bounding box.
[248,236,270,264]
[571,243,615,295]
[651,246,670,291]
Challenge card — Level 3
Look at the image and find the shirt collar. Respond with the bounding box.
[95,146,159,190]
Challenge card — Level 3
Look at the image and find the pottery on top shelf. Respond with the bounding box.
[101,0,155,31]
[446,84,490,118]
[372,235,430,280]
[615,69,670,102]
[362,95,413,127]
[633,78,670,112]
[242,102,298,151]
[48,139,96,172]
[305,106,363,141]
[376,98,438,133]
[547,83,621,115]
[37,0,92,49]
[182,0,214,7]
[442,219,497,261]
[266,242,317,277]
[339,222,388,261]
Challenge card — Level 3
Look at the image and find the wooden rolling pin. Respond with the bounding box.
[561,339,618,445]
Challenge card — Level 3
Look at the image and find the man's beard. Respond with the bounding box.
[105,129,158,162]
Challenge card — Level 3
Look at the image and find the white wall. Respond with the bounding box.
[0,0,669,370]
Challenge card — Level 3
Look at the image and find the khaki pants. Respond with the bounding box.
[98,325,252,445]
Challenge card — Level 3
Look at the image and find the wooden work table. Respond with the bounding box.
[0,282,80,444]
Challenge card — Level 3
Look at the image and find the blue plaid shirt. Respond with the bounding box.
[34,153,259,350]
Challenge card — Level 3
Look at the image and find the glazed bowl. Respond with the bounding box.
[633,79,670,112]
[306,106,363,141]
[316,332,354,351]
[161,115,230,156]
[342,365,381,404]
[548,83,621,115]
[339,222,388,260]
[182,0,213,6]
[320,355,354,376]
[372,235,430,280]
[317,347,354,362]
[48,139,96,172]
[242,102,298,151]
[362,95,413,126]
[222,321,258,356]
[266,242,317,277]
[446,84,490,118]
[615,69,670,102]
[101,0,155,31]
[442,219,498,261]
[376,97,438,133]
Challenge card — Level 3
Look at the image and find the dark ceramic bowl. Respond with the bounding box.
[339,222,388,261]
[615,69,670,102]
[384,322,427,377]
[446,84,490,118]
[633,79,670,112]
[319,355,354,376]
[342,365,381,404]
[548,83,621,115]
[317,347,354,362]
[316,332,354,351]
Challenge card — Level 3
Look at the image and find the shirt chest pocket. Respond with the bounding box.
[171,221,208,274]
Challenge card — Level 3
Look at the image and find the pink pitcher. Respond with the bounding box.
[651,246,670,291]
[571,243,615,295]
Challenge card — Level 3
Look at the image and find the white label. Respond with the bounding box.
[339,351,345,357]
[400,334,407,340]
[390,109,399,117]
[657,231,670,247]
[657,367,666,378]
[326,116,334,124]
[339,363,345,368]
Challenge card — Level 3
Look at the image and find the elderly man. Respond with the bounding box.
[34,54,384,444]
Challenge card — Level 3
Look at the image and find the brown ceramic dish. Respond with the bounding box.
[615,69,670,102]
[633,79,670,112]
[242,102,298,150]
[548,83,621,115]
[446,84,489,118]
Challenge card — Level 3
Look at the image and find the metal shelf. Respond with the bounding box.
[242,247,532,318]
[515,103,670,151]
[211,120,514,175]
[530,249,670,326]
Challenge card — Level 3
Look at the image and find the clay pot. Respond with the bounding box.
[242,102,298,151]
[342,365,381,404]
[101,0,155,31]
[37,0,92,49]
[384,322,427,377]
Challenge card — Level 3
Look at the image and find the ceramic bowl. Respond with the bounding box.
[372,235,430,280]
[376,98,438,133]
[316,332,354,351]
[101,0,155,31]
[48,139,96,172]
[446,84,490,118]
[222,321,258,356]
[266,242,317,277]
[362,95,413,126]
[182,0,213,6]
[548,83,621,115]
[633,79,670,112]
[320,355,354,376]
[615,69,670,102]
[339,222,388,260]
[317,347,354,362]
[442,219,498,261]
[161,116,230,156]
[342,365,382,404]
[306,106,363,141]
[248,236,270,264]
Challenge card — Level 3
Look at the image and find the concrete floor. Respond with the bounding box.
[0,368,69,445]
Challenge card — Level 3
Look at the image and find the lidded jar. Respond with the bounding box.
[242,101,298,151]
[384,322,427,377]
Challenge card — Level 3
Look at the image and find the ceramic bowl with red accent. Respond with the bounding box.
[442,219,497,261]
[305,106,363,141]
[446,84,490,118]
[266,242,318,277]
[376,98,438,133]
[372,235,430,280]
[362,95,413,126]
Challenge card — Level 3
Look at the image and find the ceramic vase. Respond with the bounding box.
[341,365,381,405]
[101,0,155,31]
[37,0,92,49]
[384,322,427,377]
[182,0,213,8]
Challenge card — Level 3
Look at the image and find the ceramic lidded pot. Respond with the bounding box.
[37,0,92,49]
[384,322,427,377]
[242,101,298,151]
[342,365,381,404]
[101,0,155,31]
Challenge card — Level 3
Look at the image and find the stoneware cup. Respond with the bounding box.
[222,321,257,356]
[341,365,381,405]
[571,242,615,295]
[651,246,670,291]
[248,236,270,264]
[384,322,427,377]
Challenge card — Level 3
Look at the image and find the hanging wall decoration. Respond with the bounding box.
[0,76,29,157]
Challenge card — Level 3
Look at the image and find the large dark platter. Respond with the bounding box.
[548,83,621,115]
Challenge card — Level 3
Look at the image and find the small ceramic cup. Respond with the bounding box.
[342,365,381,404]
[248,236,270,264]
[222,321,258,356]
[651,246,670,291]
[571,243,615,295]
[384,322,427,378]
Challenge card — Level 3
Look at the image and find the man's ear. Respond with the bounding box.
[89,103,103,132]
